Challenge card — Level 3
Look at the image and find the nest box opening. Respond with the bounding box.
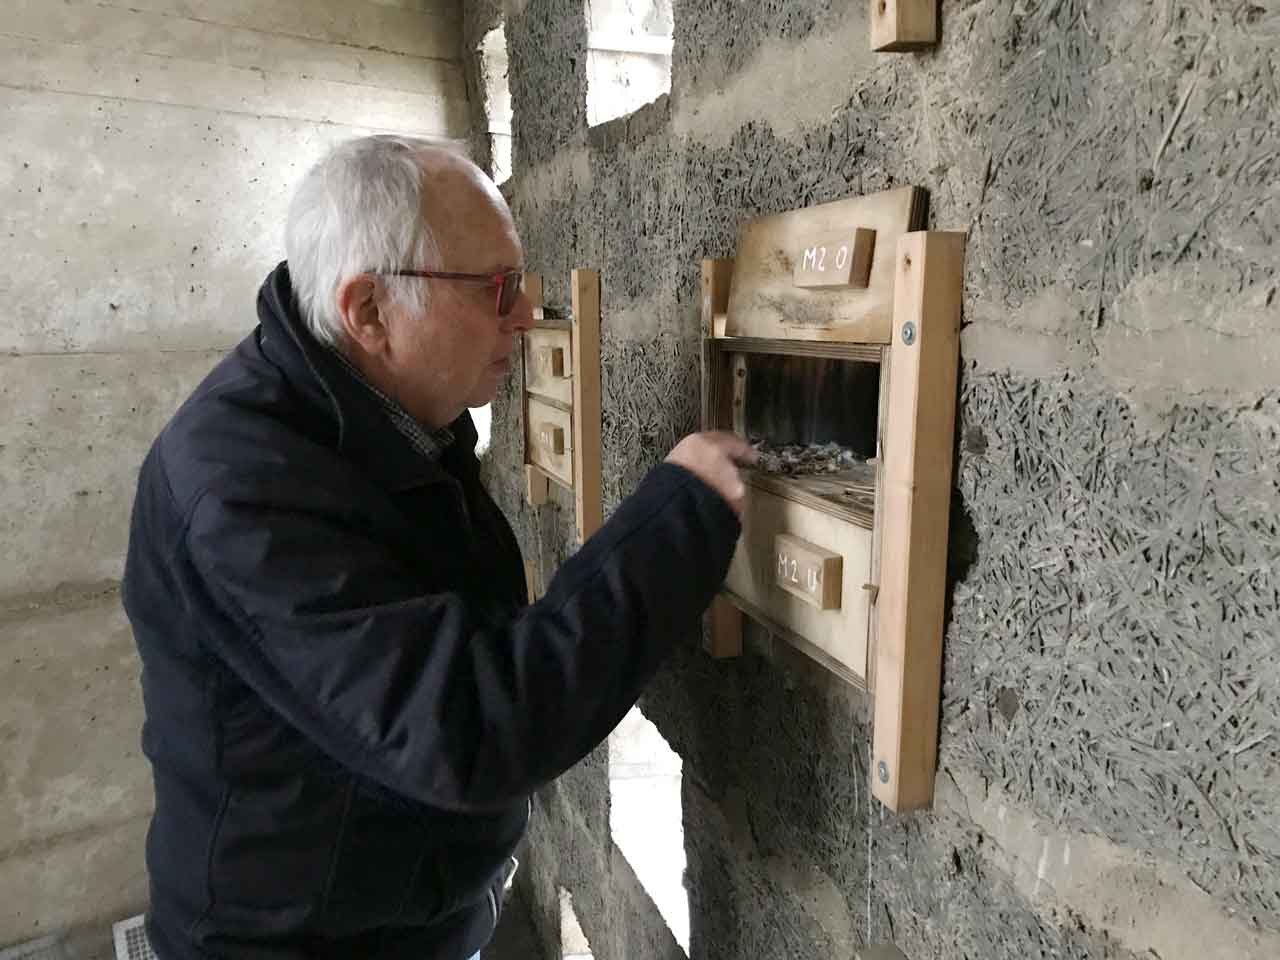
[706,345,883,530]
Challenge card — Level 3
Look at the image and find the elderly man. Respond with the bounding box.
[122,135,751,960]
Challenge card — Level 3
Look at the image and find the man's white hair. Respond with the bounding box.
[285,135,444,346]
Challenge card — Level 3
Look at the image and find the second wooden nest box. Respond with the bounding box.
[700,186,966,813]
[521,269,603,546]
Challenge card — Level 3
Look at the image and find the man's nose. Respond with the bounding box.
[504,291,536,333]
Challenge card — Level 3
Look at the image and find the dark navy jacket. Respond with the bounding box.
[122,264,741,959]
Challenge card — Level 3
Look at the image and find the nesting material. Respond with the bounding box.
[750,440,865,477]
[746,439,877,522]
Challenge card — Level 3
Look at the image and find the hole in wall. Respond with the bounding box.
[559,888,595,960]
[471,403,492,455]
[585,0,673,127]
[478,23,512,184]
[608,706,690,953]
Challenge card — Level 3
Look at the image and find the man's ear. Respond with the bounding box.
[336,274,388,356]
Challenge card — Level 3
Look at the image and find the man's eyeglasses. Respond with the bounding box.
[382,269,524,318]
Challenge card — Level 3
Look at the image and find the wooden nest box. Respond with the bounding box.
[520,269,603,546]
[700,187,966,813]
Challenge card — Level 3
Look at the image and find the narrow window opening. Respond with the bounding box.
[469,22,513,458]
[585,1,673,127]
[471,403,492,456]
[608,706,689,953]
[559,888,595,960]
[478,24,513,184]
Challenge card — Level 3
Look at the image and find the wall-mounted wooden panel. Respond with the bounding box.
[527,396,573,486]
[524,329,574,405]
[723,187,926,344]
[724,486,873,684]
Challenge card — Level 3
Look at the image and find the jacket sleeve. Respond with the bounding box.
[184,461,740,813]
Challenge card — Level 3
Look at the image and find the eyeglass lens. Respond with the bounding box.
[499,272,523,317]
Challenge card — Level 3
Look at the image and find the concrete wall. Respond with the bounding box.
[0,1,466,951]
[472,1,1280,958]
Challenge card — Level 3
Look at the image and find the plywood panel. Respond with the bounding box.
[724,487,873,682]
[524,329,574,405]
[723,187,925,344]
[527,397,573,486]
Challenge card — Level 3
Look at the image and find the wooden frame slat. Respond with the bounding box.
[871,231,965,812]
[570,269,603,542]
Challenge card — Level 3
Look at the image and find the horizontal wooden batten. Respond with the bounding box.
[711,337,884,363]
[719,590,868,691]
[747,472,875,530]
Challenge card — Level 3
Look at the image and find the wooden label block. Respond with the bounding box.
[774,534,843,610]
[793,228,876,289]
[539,346,567,378]
[538,422,565,455]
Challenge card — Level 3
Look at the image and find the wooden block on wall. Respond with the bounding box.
[705,594,743,659]
[774,533,844,610]
[701,257,734,337]
[571,269,603,542]
[870,0,938,52]
[524,272,544,308]
[526,463,550,506]
[524,560,541,602]
[871,230,965,813]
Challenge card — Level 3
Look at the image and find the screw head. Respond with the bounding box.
[878,760,890,783]
[901,321,916,346]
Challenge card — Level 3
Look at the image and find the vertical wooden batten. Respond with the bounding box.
[871,231,965,812]
[571,269,603,542]
[702,257,734,338]
[700,258,745,658]
[706,595,744,659]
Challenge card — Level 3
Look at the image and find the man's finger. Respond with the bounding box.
[717,434,758,465]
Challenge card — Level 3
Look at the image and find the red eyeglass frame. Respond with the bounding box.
[382,268,524,318]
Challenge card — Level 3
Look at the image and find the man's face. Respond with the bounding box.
[381,165,534,429]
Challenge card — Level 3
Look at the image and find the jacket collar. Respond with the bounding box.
[255,261,478,491]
